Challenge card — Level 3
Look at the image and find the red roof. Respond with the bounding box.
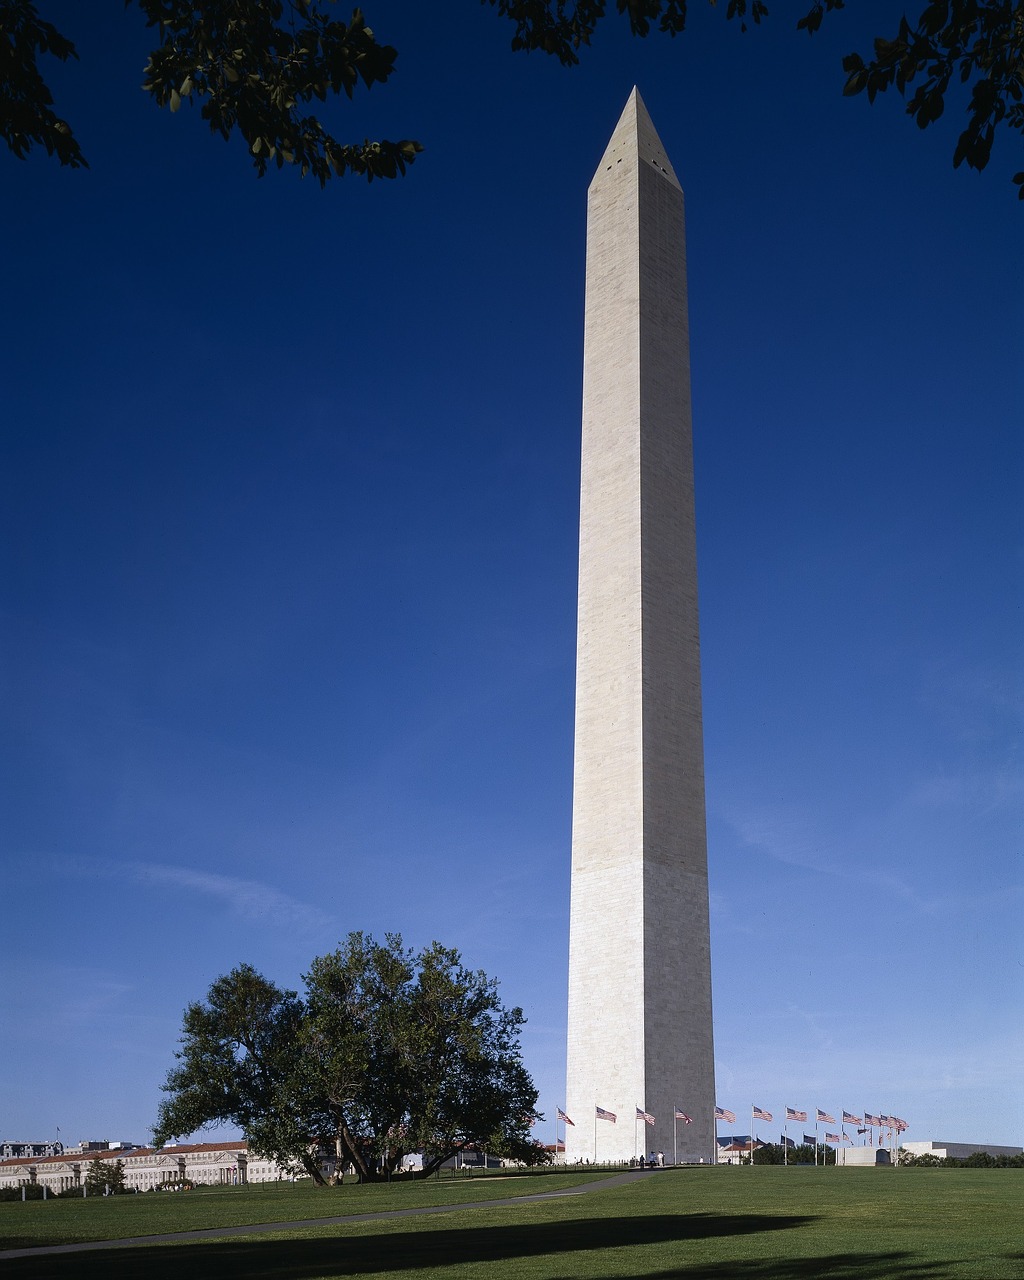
[0,1140,250,1169]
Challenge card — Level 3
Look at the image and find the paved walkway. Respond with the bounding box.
[0,1169,660,1260]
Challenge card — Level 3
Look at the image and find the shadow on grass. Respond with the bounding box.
[2,1212,811,1278]
[550,1254,961,1279]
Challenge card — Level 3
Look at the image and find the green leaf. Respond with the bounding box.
[843,68,868,96]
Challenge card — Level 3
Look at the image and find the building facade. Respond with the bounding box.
[1,1142,63,1160]
[0,1141,289,1193]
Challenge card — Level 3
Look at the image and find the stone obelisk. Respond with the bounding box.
[565,89,714,1165]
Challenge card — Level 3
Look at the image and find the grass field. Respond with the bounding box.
[0,1170,610,1249]
[2,1166,1020,1279]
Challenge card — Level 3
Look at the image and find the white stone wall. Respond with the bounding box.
[566,89,715,1165]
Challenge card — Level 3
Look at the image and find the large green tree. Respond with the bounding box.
[84,1157,128,1194]
[154,933,545,1183]
[2,1,1022,193]
[152,962,323,1180]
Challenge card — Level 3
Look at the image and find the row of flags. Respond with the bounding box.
[557,1106,694,1127]
[716,1106,908,1132]
[555,1105,908,1132]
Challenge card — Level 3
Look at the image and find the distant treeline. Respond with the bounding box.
[751,1145,836,1165]
[747,1145,1023,1168]
[900,1151,1024,1168]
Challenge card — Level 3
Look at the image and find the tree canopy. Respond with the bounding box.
[153,933,545,1183]
[0,1,422,183]
[2,0,1022,195]
[84,1157,128,1194]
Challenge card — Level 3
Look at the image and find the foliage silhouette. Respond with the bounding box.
[3,0,1021,193]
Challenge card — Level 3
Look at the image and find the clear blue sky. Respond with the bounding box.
[2,2,1021,1152]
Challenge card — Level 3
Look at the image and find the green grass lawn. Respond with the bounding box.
[0,1169,610,1249]
[2,1166,1021,1279]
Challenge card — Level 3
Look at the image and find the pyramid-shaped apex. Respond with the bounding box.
[592,87,680,189]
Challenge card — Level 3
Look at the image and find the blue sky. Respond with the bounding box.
[1,2,1021,1152]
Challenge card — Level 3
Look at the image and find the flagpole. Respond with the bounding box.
[750,1106,754,1167]
[713,1113,717,1165]
[815,1120,819,1167]
[673,1111,677,1168]
[784,1122,788,1166]
[594,1106,598,1166]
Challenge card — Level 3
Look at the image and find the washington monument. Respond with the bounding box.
[565,89,715,1164]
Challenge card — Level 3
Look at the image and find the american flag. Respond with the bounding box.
[825,1133,842,1144]
[674,1109,693,1124]
[715,1106,736,1124]
[817,1109,835,1124]
[557,1108,575,1127]
[636,1107,656,1125]
[752,1106,773,1122]
[786,1107,807,1122]
[864,1114,882,1127]
[894,1117,908,1132]
[596,1106,616,1123]
[843,1111,862,1125]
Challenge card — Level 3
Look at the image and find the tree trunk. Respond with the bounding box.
[336,1121,372,1183]
[299,1150,327,1186]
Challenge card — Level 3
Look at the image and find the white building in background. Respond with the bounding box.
[0,1141,63,1159]
[836,1146,892,1166]
[0,1140,290,1193]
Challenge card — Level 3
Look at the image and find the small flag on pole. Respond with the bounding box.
[864,1114,882,1127]
[786,1107,807,1122]
[803,1134,817,1146]
[557,1108,575,1127]
[752,1106,773,1122]
[781,1135,795,1148]
[674,1109,693,1124]
[596,1106,616,1123]
[825,1133,842,1144]
[636,1107,656,1125]
[843,1111,862,1126]
[817,1109,835,1124]
[715,1107,736,1124]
